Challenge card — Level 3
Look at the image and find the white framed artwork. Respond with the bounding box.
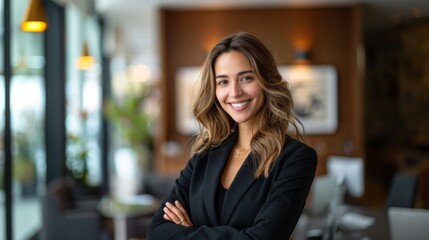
[278,65,338,134]
[175,66,202,135]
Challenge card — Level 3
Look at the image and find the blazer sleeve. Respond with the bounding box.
[148,143,317,240]
[148,153,198,239]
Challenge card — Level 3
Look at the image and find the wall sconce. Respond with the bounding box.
[294,49,311,64]
[21,0,48,32]
[76,41,95,70]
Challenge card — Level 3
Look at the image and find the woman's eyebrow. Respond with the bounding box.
[216,70,253,79]
[215,74,228,79]
[237,70,253,76]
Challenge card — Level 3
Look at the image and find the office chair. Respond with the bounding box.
[41,178,107,240]
[385,172,419,209]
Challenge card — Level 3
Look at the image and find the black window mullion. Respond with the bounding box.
[44,0,66,184]
[99,17,111,195]
[3,0,13,239]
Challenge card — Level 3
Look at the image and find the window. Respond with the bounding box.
[10,0,46,239]
[65,4,102,187]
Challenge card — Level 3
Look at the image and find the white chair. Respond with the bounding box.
[308,174,337,216]
[388,207,429,240]
[326,156,364,198]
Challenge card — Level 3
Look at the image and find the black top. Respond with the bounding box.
[215,183,228,217]
[148,131,318,240]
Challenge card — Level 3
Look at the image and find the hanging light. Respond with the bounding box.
[21,0,48,32]
[76,40,95,70]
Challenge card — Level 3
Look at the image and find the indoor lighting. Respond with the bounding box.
[294,49,311,64]
[76,41,95,70]
[128,64,151,82]
[293,38,312,64]
[21,0,48,32]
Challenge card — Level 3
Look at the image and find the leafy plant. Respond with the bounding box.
[13,131,36,183]
[104,84,153,163]
[66,133,89,185]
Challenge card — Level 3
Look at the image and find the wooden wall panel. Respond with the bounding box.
[156,6,364,180]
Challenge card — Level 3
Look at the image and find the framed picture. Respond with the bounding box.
[278,65,338,134]
[175,66,202,135]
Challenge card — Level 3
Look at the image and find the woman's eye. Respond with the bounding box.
[217,79,228,86]
[242,76,253,81]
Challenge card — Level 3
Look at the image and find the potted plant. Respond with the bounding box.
[104,82,154,192]
[13,131,37,197]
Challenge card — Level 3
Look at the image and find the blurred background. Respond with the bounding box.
[1,0,429,239]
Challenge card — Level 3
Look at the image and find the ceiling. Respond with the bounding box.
[96,0,429,30]
[93,0,429,73]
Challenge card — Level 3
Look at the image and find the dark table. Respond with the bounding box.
[293,205,390,240]
[97,194,158,240]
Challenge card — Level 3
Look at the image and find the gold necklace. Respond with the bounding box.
[234,148,251,158]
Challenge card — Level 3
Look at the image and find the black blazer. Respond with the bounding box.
[148,131,317,240]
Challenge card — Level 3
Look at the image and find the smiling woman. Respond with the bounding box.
[214,51,265,126]
[148,32,317,240]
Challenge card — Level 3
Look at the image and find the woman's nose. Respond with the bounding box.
[230,82,242,97]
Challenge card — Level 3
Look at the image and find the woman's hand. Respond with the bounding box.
[163,200,193,227]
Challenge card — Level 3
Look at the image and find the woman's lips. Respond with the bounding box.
[229,100,250,110]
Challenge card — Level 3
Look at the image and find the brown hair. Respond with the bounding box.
[192,32,303,177]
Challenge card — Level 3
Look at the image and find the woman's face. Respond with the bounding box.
[214,51,265,125]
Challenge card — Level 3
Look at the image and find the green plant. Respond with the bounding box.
[0,170,3,190]
[104,84,153,163]
[66,133,89,185]
[13,131,36,183]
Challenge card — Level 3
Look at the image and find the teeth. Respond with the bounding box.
[231,101,248,108]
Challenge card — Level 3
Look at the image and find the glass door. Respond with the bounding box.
[65,3,102,189]
[11,0,46,239]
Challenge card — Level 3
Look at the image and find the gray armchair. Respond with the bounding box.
[41,179,105,240]
[385,172,419,209]
[126,173,176,239]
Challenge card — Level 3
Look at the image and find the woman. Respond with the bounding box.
[148,32,317,239]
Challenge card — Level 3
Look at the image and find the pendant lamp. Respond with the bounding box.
[76,41,95,70]
[21,0,48,32]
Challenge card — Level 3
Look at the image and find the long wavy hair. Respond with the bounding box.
[192,32,303,178]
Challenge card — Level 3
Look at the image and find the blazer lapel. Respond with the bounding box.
[221,153,257,224]
[203,131,237,225]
